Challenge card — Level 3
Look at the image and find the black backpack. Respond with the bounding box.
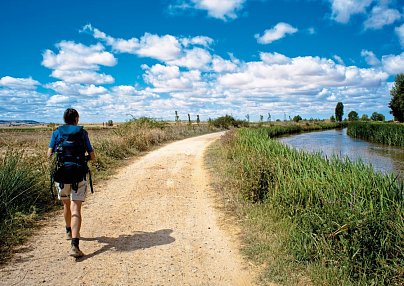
[53,125,88,184]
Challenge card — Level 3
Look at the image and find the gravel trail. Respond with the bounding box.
[0,132,254,286]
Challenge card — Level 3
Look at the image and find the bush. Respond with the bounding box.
[209,115,244,129]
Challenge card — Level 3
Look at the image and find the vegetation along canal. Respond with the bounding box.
[278,128,404,178]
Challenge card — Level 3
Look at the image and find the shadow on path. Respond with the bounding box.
[78,229,175,261]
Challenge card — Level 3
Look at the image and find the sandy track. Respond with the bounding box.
[0,132,254,286]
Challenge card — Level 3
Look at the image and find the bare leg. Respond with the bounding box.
[70,200,82,238]
[62,200,71,228]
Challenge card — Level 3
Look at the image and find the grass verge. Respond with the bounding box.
[206,125,403,285]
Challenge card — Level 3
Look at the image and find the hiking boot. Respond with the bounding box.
[66,230,72,240]
[69,245,84,258]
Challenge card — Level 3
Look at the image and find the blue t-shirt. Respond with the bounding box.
[48,125,94,153]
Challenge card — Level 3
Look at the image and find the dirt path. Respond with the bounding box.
[0,132,255,286]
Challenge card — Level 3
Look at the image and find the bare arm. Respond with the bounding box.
[47,147,53,158]
[88,151,96,161]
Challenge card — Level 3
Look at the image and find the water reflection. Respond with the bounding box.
[278,128,404,177]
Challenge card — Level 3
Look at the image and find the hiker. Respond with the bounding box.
[47,108,95,258]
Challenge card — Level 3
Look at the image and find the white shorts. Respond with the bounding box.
[56,180,87,201]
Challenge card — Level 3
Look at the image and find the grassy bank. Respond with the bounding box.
[347,121,404,147]
[206,125,403,285]
[0,118,217,262]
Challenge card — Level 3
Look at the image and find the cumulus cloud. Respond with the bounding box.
[84,25,214,67]
[212,56,238,73]
[142,64,205,93]
[217,54,388,98]
[329,0,373,23]
[361,49,381,66]
[0,76,40,89]
[255,22,298,44]
[396,24,404,47]
[130,50,392,120]
[170,0,245,20]
[46,94,72,105]
[42,41,116,84]
[260,52,291,65]
[364,5,401,29]
[79,84,108,96]
[381,52,404,75]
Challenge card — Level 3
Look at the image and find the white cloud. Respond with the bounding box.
[136,33,181,61]
[47,95,71,105]
[212,56,238,73]
[79,84,108,96]
[142,64,205,93]
[0,76,40,89]
[42,41,116,71]
[255,22,298,44]
[42,41,116,85]
[170,0,245,20]
[364,5,401,29]
[361,49,381,66]
[260,52,291,65]
[85,25,217,68]
[180,36,214,48]
[218,54,388,94]
[329,0,373,23]
[333,55,345,65]
[168,47,212,70]
[0,87,49,119]
[81,24,140,53]
[396,24,404,47]
[381,52,404,75]
[50,70,114,84]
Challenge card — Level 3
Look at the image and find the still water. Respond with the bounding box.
[278,128,404,178]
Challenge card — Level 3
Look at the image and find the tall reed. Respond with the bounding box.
[347,121,404,147]
[221,127,403,285]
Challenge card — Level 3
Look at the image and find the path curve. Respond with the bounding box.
[0,132,254,286]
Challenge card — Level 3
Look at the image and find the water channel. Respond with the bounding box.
[278,128,404,178]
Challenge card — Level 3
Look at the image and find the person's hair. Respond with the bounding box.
[63,108,79,125]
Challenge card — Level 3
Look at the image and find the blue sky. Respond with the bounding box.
[0,0,403,123]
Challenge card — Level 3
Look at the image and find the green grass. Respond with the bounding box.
[0,149,53,258]
[207,126,403,285]
[347,121,404,147]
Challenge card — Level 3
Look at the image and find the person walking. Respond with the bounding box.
[47,108,95,258]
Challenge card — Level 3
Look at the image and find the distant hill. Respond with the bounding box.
[0,120,44,126]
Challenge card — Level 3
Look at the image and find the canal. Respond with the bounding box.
[278,128,404,178]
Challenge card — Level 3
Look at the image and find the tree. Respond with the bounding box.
[361,114,369,121]
[371,112,385,121]
[196,115,200,125]
[389,73,404,122]
[187,113,191,125]
[335,102,344,122]
[330,115,336,122]
[107,120,113,126]
[293,115,302,122]
[348,111,359,121]
[267,112,271,122]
